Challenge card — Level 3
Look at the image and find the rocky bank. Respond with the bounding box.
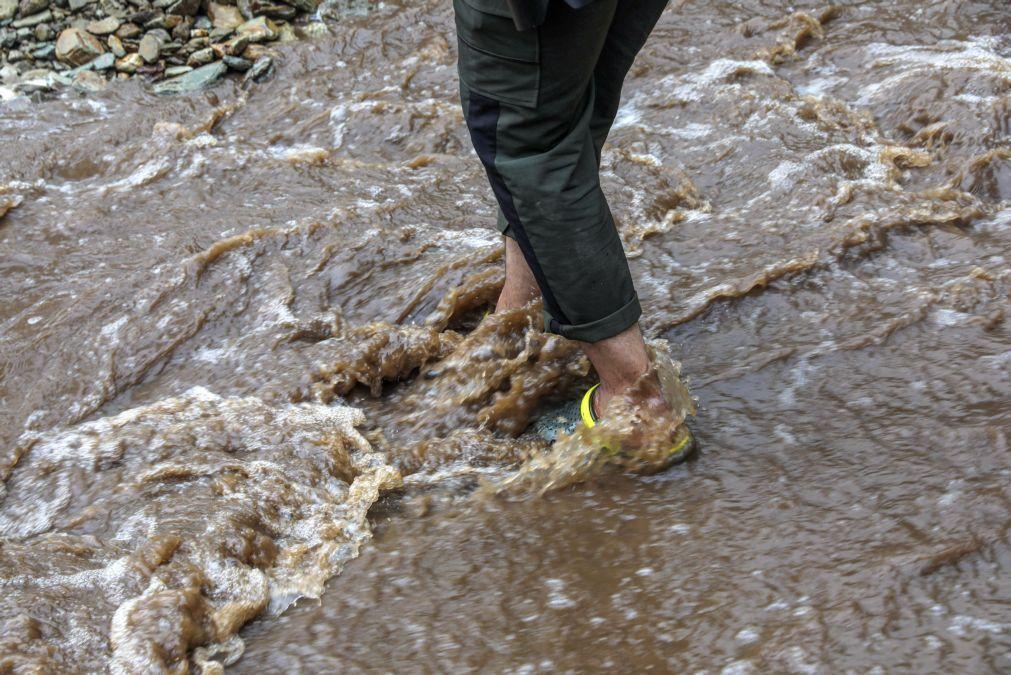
[0,0,366,97]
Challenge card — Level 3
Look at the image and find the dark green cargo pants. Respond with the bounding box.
[454,0,669,343]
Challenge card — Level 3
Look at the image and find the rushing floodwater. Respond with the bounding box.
[1,0,1009,671]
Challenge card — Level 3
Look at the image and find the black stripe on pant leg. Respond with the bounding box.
[465,91,570,329]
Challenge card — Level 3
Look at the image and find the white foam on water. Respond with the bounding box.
[611,101,642,129]
[545,578,577,610]
[669,122,714,140]
[735,627,760,644]
[932,308,972,327]
[857,38,1011,105]
[0,555,135,602]
[948,614,1009,636]
[98,157,172,194]
[784,646,819,674]
[721,659,756,675]
[768,160,804,190]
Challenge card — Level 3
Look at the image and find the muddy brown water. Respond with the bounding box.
[1,0,1010,671]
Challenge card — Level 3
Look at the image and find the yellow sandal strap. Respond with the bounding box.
[580,384,600,429]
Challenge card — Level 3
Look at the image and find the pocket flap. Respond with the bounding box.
[460,0,513,18]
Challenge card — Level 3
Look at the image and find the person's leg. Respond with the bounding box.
[496,235,539,311]
[577,0,671,416]
[456,0,626,330]
[456,0,678,432]
[493,2,674,415]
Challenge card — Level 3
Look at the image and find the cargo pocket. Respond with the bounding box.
[454,0,540,108]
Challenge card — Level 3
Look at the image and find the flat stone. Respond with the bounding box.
[11,8,50,27]
[125,9,158,23]
[20,66,51,78]
[240,41,269,60]
[146,26,170,41]
[162,63,189,76]
[67,0,94,9]
[301,20,328,39]
[206,1,241,29]
[137,31,158,61]
[86,16,120,34]
[0,85,23,101]
[30,42,53,57]
[114,51,142,71]
[238,0,293,20]
[276,21,295,42]
[0,0,17,21]
[17,0,49,17]
[16,78,55,94]
[0,63,19,82]
[219,32,246,55]
[115,21,140,38]
[221,54,248,70]
[185,46,212,65]
[87,50,114,69]
[152,58,224,93]
[207,26,232,41]
[55,26,105,65]
[235,15,275,42]
[106,33,124,55]
[71,68,106,90]
[241,52,269,82]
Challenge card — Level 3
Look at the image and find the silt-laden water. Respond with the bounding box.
[1,0,1009,671]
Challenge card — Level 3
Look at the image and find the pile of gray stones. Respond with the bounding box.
[0,0,346,98]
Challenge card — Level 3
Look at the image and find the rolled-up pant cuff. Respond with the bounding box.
[544,294,641,343]
[496,209,514,238]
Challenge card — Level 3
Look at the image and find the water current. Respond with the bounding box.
[1,0,1009,671]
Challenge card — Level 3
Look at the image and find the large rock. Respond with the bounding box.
[152,58,225,93]
[206,1,242,29]
[55,27,106,66]
[0,0,17,21]
[138,32,159,61]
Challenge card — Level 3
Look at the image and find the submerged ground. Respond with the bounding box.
[1,0,1009,671]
